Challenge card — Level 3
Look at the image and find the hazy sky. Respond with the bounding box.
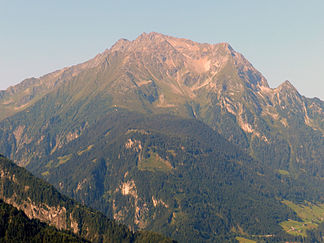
[1,0,323,99]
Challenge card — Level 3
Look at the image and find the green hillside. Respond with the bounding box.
[0,155,175,243]
[26,110,321,242]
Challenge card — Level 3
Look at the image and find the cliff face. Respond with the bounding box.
[0,156,80,234]
[0,155,136,243]
[2,196,69,231]
[0,199,87,242]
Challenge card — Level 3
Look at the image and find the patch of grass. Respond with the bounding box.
[170,211,187,225]
[277,169,289,175]
[280,220,317,237]
[77,144,94,156]
[45,160,54,169]
[138,151,173,173]
[167,149,177,157]
[280,200,324,236]
[56,154,72,167]
[283,200,324,222]
[41,171,49,176]
[125,129,149,135]
[235,237,257,243]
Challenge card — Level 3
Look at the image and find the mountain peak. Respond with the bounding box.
[134,32,171,45]
[111,32,239,62]
[277,80,298,92]
[138,32,166,39]
[111,38,130,51]
[219,42,234,51]
[282,80,293,87]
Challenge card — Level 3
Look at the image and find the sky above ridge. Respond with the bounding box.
[1,0,323,99]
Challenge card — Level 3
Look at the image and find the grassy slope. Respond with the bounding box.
[280,200,324,237]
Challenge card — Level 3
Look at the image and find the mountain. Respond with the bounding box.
[0,32,323,241]
[0,32,322,177]
[0,155,175,243]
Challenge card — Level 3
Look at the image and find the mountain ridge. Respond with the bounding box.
[1,33,316,96]
[0,33,275,104]
[0,32,316,120]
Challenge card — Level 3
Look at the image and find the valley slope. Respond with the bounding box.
[0,155,174,243]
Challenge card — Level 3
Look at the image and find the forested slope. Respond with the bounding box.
[0,155,175,243]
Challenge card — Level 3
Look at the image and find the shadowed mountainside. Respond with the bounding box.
[0,155,175,243]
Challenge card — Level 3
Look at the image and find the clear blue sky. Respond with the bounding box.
[1,0,323,99]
